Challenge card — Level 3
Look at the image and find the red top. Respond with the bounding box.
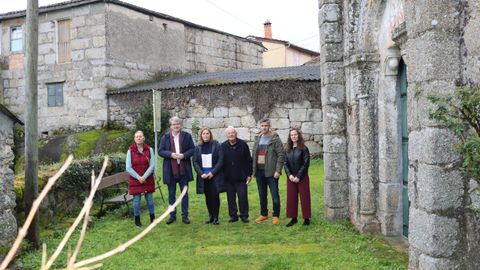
[128,143,155,195]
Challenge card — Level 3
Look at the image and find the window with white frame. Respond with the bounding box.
[47,83,64,107]
[10,25,23,52]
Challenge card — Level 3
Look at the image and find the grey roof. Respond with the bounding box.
[0,104,23,125]
[0,0,262,48]
[108,65,320,95]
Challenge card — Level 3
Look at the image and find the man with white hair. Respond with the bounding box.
[159,116,195,225]
[221,126,252,223]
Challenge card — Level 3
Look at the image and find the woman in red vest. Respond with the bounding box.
[126,130,156,227]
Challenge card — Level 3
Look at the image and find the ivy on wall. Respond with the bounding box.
[428,86,480,184]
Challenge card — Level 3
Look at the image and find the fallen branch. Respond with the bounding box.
[42,157,109,270]
[0,155,74,270]
[74,186,188,269]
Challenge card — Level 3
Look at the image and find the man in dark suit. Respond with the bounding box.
[158,116,195,224]
[221,126,252,223]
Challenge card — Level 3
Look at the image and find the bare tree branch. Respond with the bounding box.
[0,155,74,270]
[43,157,109,270]
[74,186,188,269]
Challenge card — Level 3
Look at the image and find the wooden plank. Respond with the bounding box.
[97,171,129,190]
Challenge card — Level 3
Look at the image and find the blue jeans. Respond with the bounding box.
[167,177,189,219]
[133,192,154,217]
[256,170,280,217]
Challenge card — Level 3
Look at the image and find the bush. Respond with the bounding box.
[134,102,171,147]
[57,153,126,192]
[14,153,127,225]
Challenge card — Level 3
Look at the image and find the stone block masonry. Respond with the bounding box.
[0,1,263,133]
[108,80,323,155]
[0,113,17,249]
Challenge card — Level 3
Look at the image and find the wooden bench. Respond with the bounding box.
[97,171,165,216]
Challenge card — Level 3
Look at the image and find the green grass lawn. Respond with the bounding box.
[19,159,407,269]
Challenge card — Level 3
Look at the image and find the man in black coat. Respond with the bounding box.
[221,126,252,223]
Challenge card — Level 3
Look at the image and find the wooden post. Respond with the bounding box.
[24,0,40,248]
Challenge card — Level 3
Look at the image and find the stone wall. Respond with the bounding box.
[0,2,263,133]
[0,113,16,250]
[463,0,480,267]
[108,80,323,154]
[102,4,263,91]
[1,2,109,132]
[185,27,263,72]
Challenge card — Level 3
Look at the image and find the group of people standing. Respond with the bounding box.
[125,116,312,228]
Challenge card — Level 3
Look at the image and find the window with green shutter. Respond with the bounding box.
[47,83,64,107]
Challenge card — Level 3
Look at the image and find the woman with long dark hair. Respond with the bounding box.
[193,127,226,225]
[284,128,311,226]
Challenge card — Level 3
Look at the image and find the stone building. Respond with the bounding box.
[108,65,323,154]
[0,0,264,133]
[319,0,479,269]
[0,104,21,251]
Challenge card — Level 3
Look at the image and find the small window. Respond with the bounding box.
[11,26,23,52]
[57,20,71,63]
[47,83,64,107]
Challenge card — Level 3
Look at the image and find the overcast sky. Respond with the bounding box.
[0,0,320,52]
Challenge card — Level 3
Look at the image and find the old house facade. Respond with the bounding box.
[319,0,480,269]
[108,65,323,154]
[0,104,21,250]
[0,0,264,133]
[248,21,319,68]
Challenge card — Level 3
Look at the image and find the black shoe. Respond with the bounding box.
[182,217,191,224]
[240,217,250,223]
[166,216,176,225]
[212,218,219,225]
[205,216,214,224]
[286,218,298,227]
[303,219,310,226]
[228,217,239,223]
[150,214,155,224]
[134,216,142,227]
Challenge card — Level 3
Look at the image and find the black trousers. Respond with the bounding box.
[226,181,249,219]
[204,180,220,219]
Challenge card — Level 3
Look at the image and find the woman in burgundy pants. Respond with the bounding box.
[284,128,311,227]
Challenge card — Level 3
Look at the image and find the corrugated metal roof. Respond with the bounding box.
[108,65,320,95]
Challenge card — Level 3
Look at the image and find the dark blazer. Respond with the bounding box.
[158,130,195,184]
[193,140,226,194]
[221,138,253,182]
[284,146,310,179]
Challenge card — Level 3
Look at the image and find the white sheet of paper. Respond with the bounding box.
[201,154,213,168]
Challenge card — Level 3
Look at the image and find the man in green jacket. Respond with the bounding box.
[252,118,285,225]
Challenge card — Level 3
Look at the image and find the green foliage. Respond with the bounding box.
[13,123,24,173]
[18,160,408,270]
[58,154,126,193]
[134,102,171,147]
[191,118,200,140]
[428,86,480,182]
[72,130,103,158]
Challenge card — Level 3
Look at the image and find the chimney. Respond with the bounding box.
[264,20,272,39]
